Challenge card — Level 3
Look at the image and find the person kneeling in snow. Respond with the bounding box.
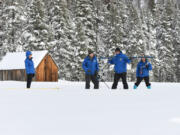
[134,56,152,89]
[25,51,35,89]
[82,50,99,89]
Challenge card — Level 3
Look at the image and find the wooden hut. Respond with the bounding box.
[0,50,58,82]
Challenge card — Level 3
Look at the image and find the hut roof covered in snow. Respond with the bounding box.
[0,50,48,70]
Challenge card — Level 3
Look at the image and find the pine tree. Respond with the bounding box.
[1,0,26,52]
[74,0,97,80]
[147,0,156,15]
[0,0,5,60]
[22,0,51,51]
[50,0,76,80]
[97,0,129,81]
[0,0,4,53]
[155,1,177,82]
[140,1,159,81]
[173,2,180,82]
[125,1,145,81]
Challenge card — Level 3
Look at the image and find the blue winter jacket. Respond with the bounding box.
[136,60,152,77]
[82,56,99,75]
[108,52,131,74]
[25,51,35,74]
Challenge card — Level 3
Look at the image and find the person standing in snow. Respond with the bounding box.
[134,55,152,89]
[108,48,131,89]
[82,50,99,89]
[25,51,35,89]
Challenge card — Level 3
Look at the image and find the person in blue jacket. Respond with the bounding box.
[134,56,152,89]
[108,48,131,89]
[25,51,35,88]
[82,50,99,89]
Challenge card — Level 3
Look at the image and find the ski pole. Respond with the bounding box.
[97,75,110,89]
[130,56,155,59]
[99,56,155,60]
[98,58,111,89]
[101,79,110,89]
[99,56,113,60]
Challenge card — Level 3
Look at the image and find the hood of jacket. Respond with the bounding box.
[26,51,32,59]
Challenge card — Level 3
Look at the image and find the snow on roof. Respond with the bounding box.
[0,50,48,70]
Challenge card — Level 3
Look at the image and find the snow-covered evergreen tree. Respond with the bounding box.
[22,0,51,51]
[125,1,146,81]
[140,0,159,81]
[97,0,121,81]
[0,0,5,60]
[49,0,76,81]
[155,1,177,82]
[74,0,97,80]
[0,0,3,53]
[1,0,26,52]
[173,1,180,82]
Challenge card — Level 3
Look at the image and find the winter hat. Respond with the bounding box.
[115,47,121,52]
[26,51,32,58]
[141,54,148,62]
[88,49,93,55]
[142,54,147,58]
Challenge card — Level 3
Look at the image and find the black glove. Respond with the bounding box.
[88,70,91,73]
[32,74,35,77]
[95,71,98,76]
[97,75,101,80]
[146,64,149,68]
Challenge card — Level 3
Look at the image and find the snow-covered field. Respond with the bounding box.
[0,81,180,135]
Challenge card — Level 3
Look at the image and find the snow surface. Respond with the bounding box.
[0,81,180,135]
[0,50,48,70]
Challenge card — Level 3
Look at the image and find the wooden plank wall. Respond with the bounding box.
[0,71,3,80]
[50,55,58,82]
[36,56,45,82]
[45,55,58,82]
[36,54,58,82]
[0,69,26,81]
[45,55,51,81]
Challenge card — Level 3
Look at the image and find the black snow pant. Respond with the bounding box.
[27,74,34,88]
[85,74,99,89]
[135,77,151,87]
[112,72,128,89]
